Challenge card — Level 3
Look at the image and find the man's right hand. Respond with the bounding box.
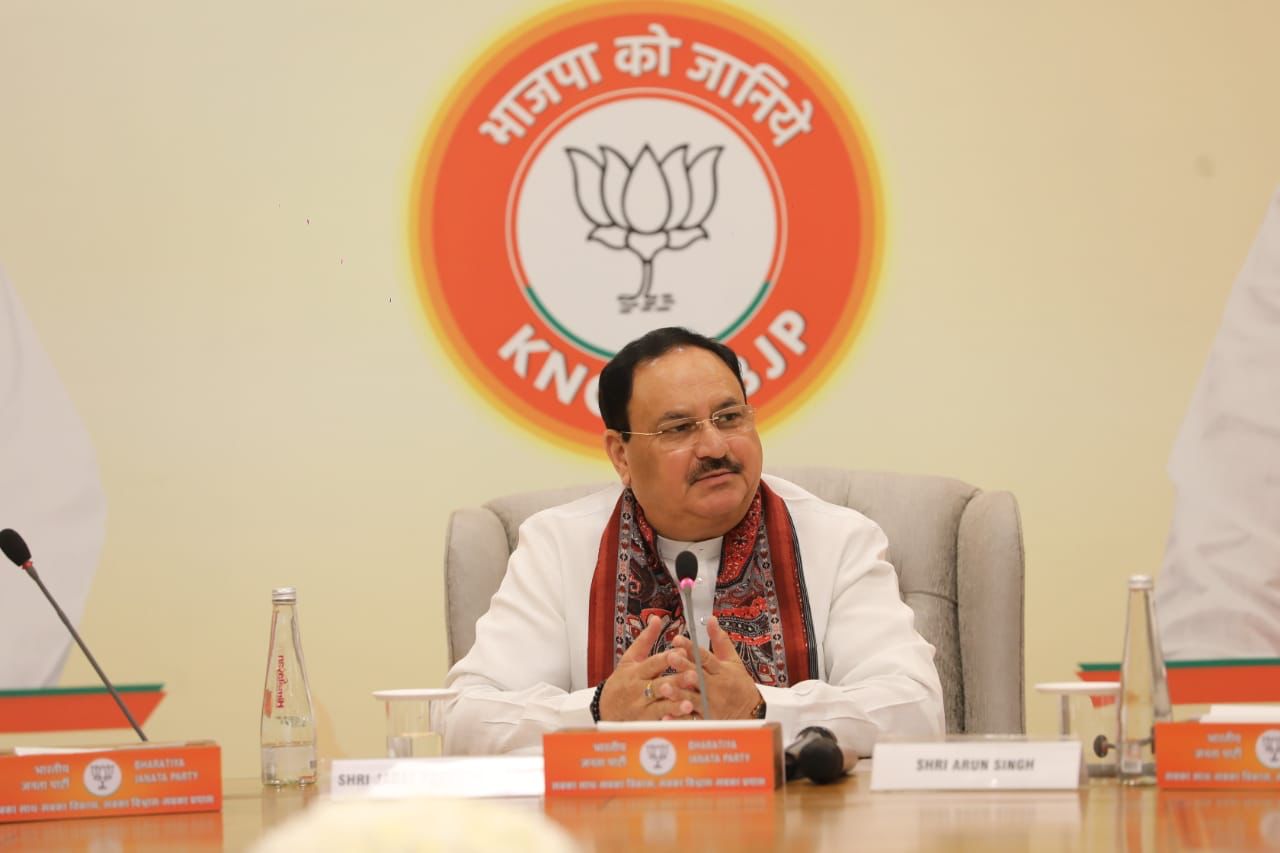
[597,615,701,721]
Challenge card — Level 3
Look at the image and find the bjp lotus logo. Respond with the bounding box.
[413,3,884,453]
[567,143,722,313]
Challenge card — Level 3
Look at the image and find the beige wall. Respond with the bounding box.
[1,1,1278,776]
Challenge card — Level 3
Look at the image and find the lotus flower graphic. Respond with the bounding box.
[90,763,114,790]
[566,143,722,311]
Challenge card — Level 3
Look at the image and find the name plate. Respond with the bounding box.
[0,741,221,823]
[543,721,782,798]
[1155,722,1280,789]
[871,739,1082,790]
[331,756,546,800]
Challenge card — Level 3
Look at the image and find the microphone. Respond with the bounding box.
[1,528,148,742]
[674,550,713,721]
[784,726,852,785]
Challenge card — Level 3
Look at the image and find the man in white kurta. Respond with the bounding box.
[443,328,944,755]
[444,474,944,755]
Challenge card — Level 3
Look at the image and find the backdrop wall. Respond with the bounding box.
[2,0,1278,777]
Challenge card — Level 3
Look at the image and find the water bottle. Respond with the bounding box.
[260,586,317,786]
[1116,575,1172,785]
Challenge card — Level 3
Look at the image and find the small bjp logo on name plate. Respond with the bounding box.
[411,1,884,452]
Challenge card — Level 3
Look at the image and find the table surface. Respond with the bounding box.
[2,766,1278,851]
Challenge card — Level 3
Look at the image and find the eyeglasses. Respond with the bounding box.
[620,404,757,449]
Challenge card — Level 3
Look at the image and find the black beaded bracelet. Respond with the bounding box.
[590,682,606,723]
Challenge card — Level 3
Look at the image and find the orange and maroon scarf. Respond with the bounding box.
[586,481,817,687]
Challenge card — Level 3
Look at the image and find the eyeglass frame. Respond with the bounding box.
[616,403,758,444]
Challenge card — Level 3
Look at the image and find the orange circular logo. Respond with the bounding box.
[412,1,883,453]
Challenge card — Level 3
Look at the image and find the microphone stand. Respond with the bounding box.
[678,579,714,721]
[22,562,149,742]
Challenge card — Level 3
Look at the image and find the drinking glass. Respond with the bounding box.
[1035,681,1121,779]
[372,688,457,758]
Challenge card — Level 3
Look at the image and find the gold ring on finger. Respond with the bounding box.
[643,681,655,701]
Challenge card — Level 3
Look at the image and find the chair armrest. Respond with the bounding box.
[444,507,512,666]
[957,490,1026,734]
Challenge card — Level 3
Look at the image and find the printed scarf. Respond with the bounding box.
[586,481,817,686]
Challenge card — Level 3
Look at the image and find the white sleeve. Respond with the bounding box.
[759,520,945,755]
[0,271,107,688]
[441,515,594,755]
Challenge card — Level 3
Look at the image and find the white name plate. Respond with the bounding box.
[871,739,1082,791]
[330,756,545,800]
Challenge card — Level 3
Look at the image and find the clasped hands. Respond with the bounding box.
[597,615,762,722]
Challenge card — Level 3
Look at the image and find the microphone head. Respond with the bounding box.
[798,738,845,785]
[674,551,698,583]
[0,529,32,566]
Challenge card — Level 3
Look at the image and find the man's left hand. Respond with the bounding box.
[669,616,762,720]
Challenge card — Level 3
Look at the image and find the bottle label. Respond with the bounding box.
[275,654,288,709]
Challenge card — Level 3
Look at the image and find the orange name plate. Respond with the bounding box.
[0,741,222,823]
[543,722,782,798]
[1156,722,1280,789]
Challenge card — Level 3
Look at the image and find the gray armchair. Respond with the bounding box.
[444,466,1025,734]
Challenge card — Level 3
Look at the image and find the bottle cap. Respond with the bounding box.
[272,587,298,603]
[1127,575,1153,590]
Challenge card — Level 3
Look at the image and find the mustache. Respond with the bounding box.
[689,456,743,483]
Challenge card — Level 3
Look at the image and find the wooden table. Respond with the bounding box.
[2,768,1277,851]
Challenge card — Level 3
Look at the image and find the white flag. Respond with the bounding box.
[0,269,107,687]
